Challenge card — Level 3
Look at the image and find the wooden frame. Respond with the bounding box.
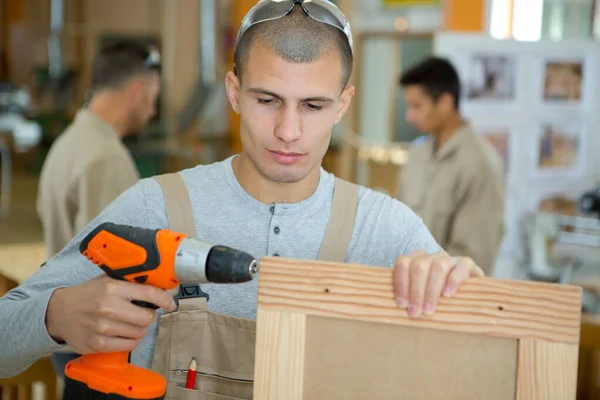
[254,257,582,399]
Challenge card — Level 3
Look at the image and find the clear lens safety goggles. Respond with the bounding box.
[142,45,161,71]
[234,0,353,73]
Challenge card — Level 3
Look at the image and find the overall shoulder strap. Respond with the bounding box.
[154,173,202,300]
[153,173,196,236]
[317,178,360,263]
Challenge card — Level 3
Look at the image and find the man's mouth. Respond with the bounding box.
[269,150,305,165]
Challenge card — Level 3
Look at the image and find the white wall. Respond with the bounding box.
[358,39,399,145]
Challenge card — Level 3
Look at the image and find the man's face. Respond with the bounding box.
[128,72,160,132]
[402,85,448,133]
[226,42,354,184]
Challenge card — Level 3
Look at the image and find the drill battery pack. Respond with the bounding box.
[63,353,167,400]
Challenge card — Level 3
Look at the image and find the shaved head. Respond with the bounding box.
[234,6,353,88]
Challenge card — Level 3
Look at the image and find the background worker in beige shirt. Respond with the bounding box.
[396,56,505,275]
[36,39,161,380]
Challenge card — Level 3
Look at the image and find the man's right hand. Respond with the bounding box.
[45,274,177,354]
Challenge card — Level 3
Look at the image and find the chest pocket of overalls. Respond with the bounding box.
[151,173,359,399]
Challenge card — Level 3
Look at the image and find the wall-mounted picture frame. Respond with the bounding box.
[542,58,584,104]
[466,53,517,104]
[528,52,595,113]
[529,119,588,181]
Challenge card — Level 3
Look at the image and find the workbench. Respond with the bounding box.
[0,241,46,292]
[579,314,600,399]
[0,241,57,400]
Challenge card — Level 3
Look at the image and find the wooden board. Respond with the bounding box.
[253,257,582,400]
[0,242,46,284]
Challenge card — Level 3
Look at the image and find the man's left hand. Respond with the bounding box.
[393,250,484,319]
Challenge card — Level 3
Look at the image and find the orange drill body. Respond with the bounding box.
[64,353,166,400]
[63,222,257,400]
[80,224,184,290]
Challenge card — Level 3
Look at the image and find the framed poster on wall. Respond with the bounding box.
[542,58,584,104]
[466,53,518,105]
[529,52,594,112]
[530,119,588,181]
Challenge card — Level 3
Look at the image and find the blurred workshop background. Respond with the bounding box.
[1,0,600,399]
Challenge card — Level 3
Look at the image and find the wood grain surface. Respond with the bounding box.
[516,339,579,399]
[0,242,46,284]
[254,310,305,400]
[257,257,582,344]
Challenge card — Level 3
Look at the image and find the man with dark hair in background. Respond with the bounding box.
[397,56,505,275]
[36,39,161,380]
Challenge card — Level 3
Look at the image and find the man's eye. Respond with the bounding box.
[257,98,274,105]
[305,103,323,111]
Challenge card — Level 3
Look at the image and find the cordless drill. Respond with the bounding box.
[62,222,257,400]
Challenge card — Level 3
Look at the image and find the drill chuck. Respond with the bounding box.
[174,237,256,284]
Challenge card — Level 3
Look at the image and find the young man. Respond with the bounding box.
[0,1,484,381]
[36,40,161,378]
[38,40,161,259]
[397,56,505,275]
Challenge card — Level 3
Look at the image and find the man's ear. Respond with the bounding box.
[125,78,143,103]
[438,92,455,113]
[225,71,241,114]
[335,85,355,125]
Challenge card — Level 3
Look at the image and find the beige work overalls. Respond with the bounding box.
[150,173,359,400]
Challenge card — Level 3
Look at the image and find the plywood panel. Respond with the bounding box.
[303,315,518,400]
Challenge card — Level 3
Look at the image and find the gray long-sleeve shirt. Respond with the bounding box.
[0,156,441,378]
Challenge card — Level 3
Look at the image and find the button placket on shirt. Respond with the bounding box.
[267,205,283,257]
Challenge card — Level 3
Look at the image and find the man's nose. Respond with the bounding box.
[274,105,301,143]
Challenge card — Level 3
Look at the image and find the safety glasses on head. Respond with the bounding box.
[142,45,161,71]
[234,0,353,74]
